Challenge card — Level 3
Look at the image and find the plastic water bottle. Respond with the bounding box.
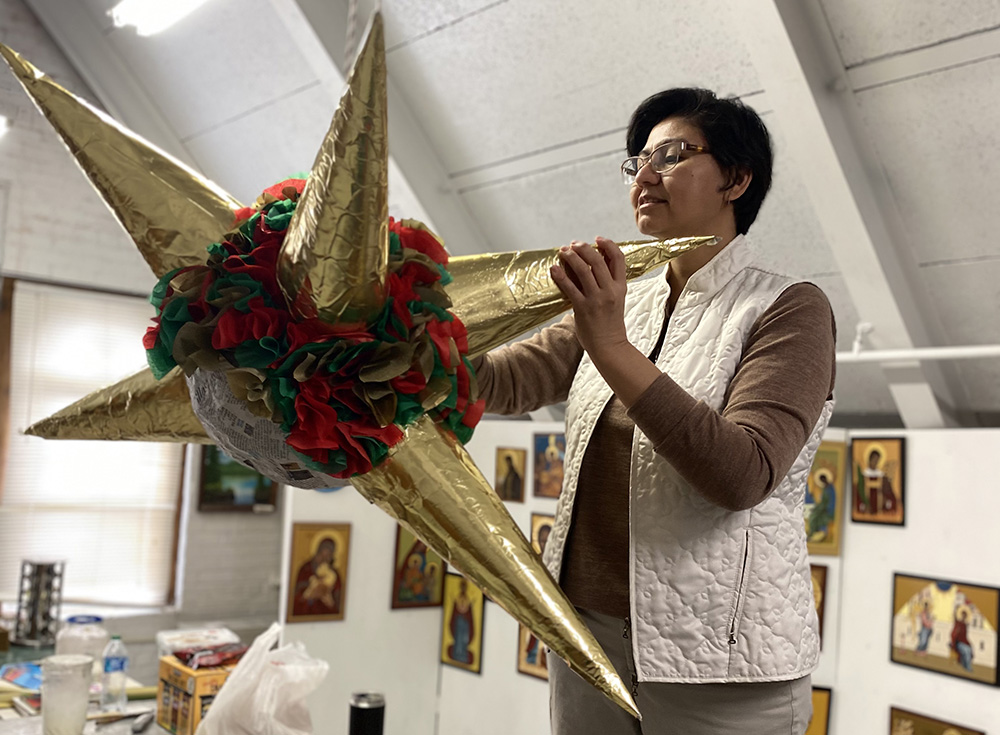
[100,635,129,712]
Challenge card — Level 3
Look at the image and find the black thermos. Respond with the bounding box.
[349,692,385,735]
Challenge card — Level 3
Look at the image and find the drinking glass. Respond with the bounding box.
[41,654,93,735]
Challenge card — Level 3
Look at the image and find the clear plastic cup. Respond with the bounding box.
[41,654,93,735]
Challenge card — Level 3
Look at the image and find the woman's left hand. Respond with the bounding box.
[551,236,629,358]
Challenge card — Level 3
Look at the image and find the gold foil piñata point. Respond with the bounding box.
[0,44,244,279]
[276,13,390,325]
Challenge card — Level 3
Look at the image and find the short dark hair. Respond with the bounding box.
[626,88,773,235]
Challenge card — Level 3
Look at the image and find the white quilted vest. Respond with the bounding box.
[542,235,833,683]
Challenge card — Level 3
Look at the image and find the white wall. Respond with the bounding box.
[831,429,1000,734]
[176,445,283,623]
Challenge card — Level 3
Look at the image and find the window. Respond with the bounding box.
[0,280,183,606]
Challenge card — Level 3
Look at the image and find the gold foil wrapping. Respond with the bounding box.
[0,44,244,280]
[354,416,640,718]
[449,236,718,357]
[277,14,389,325]
[24,367,210,443]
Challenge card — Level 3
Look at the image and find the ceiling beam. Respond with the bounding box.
[846,26,1000,92]
[734,0,963,428]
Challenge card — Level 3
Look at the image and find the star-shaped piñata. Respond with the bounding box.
[2,14,716,718]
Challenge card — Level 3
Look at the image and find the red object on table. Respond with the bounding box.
[171,643,248,670]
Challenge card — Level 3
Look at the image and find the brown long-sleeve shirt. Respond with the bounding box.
[475,282,836,616]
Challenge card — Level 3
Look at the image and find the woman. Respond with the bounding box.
[474,88,836,734]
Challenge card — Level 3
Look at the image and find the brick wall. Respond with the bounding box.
[176,446,283,622]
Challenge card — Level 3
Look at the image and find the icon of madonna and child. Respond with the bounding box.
[391,526,446,609]
[287,523,351,623]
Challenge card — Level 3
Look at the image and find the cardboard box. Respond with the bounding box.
[156,655,233,735]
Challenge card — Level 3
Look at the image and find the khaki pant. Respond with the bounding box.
[549,608,812,735]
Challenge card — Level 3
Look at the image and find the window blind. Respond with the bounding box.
[1,281,183,605]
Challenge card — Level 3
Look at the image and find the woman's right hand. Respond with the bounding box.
[551,237,629,360]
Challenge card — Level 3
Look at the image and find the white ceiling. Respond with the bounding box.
[13,0,1000,426]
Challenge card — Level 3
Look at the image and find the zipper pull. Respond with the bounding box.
[728,632,736,645]
[630,673,639,698]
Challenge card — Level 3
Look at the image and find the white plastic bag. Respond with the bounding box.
[196,623,329,735]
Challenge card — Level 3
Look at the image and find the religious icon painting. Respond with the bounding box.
[286,523,351,623]
[440,573,485,674]
[890,573,1000,686]
[811,564,828,649]
[533,432,565,498]
[517,623,548,680]
[494,447,526,503]
[530,514,554,557]
[889,706,986,735]
[851,437,905,525]
[391,526,446,610]
[804,440,846,554]
[804,687,831,735]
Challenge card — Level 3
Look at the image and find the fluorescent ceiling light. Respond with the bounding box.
[0,115,9,140]
[109,0,211,36]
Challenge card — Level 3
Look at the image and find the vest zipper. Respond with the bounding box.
[728,530,751,646]
[622,617,638,698]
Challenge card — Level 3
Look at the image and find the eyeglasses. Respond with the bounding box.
[621,140,710,184]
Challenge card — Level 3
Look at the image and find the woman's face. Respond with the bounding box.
[629,116,737,240]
